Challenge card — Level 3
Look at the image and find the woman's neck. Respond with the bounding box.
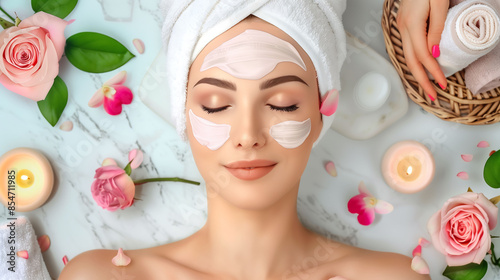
[188,183,317,279]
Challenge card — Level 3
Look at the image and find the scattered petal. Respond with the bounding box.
[461,154,473,162]
[59,121,73,132]
[37,235,50,253]
[128,149,143,170]
[17,250,29,259]
[477,141,490,148]
[412,245,422,257]
[133,39,145,54]
[112,248,131,267]
[357,209,375,226]
[105,71,127,86]
[411,256,430,274]
[103,85,133,116]
[325,161,337,177]
[67,19,75,25]
[102,158,118,167]
[490,150,497,157]
[62,255,69,265]
[374,200,393,214]
[457,171,469,180]
[320,89,339,116]
[418,238,431,247]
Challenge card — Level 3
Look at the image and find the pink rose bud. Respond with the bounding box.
[91,165,136,211]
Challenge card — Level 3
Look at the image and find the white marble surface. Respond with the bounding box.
[0,1,500,279]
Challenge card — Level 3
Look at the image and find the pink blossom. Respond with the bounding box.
[347,181,393,226]
[428,192,498,266]
[88,71,133,115]
[90,165,135,211]
[0,12,69,101]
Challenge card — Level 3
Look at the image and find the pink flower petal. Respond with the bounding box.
[374,200,393,214]
[348,194,368,214]
[133,39,145,54]
[101,158,118,167]
[59,121,73,132]
[319,89,339,116]
[490,150,497,157]
[357,209,375,226]
[88,88,104,108]
[477,141,490,148]
[411,256,430,274]
[418,238,431,247]
[128,149,143,169]
[113,85,133,104]
[111,248,131,267]
[105,71,127,86]
[358,181,372,197]
[461,154,473,162]
[37,235,50,253]
[62,255,69,265]
[325,161,337,177]
[17,250,29,259]
[457,171,469,180]
[412,245,422,257]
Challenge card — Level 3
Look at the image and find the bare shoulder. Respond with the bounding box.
[333,245,431,280]
[58,249,120,280]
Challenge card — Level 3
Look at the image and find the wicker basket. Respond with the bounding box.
[381,0,500,125]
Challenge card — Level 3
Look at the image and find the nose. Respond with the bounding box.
[231,111,266,149]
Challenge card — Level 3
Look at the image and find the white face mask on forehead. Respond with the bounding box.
[200,29,307,79]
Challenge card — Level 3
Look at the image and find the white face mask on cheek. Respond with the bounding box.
[269,119,311,149]
[189,109,231,150]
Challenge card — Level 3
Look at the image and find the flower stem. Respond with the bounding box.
[491,243,500,266]
[133,177,200,186]
[0,7,15,22]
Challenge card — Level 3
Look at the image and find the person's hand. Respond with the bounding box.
[396,0,449,101]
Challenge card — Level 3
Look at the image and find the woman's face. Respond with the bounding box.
[185,17,322,210]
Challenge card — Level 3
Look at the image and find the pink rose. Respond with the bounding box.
[91,165,136,211]
[0,12,68,101]
[428,192,498,266]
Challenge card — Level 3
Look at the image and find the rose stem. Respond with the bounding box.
[0,7,15,22]
[133,177,200,186]
[491,243,500,266]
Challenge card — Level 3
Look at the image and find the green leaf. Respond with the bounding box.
[37,76,68,127]
[124,160,133,176]
[31,0,78,19]
[65,32,135,73]
[484,150,500,188]
[0,17,14,29]
[443,261,488,280]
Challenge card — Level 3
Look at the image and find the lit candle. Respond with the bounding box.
[0,148,54,212]
[381,141,435,193]
[353,71,391,112]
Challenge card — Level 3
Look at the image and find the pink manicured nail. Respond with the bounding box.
[427,94,435,101]
[432,45,440,58]
[438,83,446,90]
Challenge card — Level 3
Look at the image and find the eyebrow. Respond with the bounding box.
[194,77,237,91]
[260,75,309,90]
[193,75,309,91]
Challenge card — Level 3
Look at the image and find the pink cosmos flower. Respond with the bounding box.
[88,71,133,115]
[347,181,393,226]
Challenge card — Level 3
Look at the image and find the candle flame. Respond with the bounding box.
[406,166,413,176]
[21,175,29,181]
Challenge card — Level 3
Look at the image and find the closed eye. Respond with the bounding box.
[202,105,230,114]
[268,104,299,112]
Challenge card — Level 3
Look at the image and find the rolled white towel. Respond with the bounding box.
[0,216,51,280]
[436,0,500,77]
[153,0,347,145]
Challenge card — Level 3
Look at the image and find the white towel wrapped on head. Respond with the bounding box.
[153,0,346,144]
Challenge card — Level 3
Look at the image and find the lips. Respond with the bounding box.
[224,160,277,181]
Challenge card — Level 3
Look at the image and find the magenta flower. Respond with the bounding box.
[347,181,393,226]
[88,71,133,115]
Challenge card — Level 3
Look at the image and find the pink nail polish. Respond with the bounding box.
[432,45,440,58]
[438,83,446,90]
[428,94,435,101]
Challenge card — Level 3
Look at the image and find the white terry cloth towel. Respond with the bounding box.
[436,0,500,77]
[0,216,51,280]
[157,0,347,144]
